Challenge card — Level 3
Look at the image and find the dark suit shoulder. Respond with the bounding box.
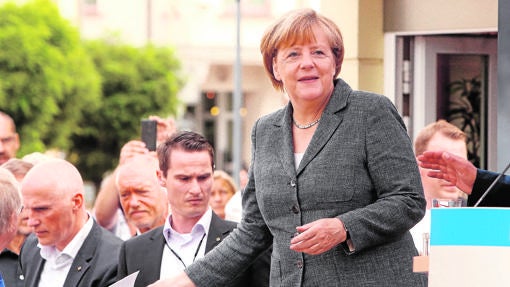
[19,233,39,262]
[123,226,164,247]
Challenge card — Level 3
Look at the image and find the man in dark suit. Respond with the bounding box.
[117,131,269,287]
[19,159,122,287]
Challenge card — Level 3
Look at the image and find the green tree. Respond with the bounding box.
[0,0,101,155]
[71,38,184,186]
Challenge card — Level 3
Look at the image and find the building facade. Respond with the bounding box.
[37,0,505,173]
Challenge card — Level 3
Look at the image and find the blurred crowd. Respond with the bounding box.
[0,111,264,287]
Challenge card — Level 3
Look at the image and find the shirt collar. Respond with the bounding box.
[39,214,94,261]
[163,207,212,243]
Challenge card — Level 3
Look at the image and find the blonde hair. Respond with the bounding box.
[414,120,467,156]
[260,8,344,92]
[213,170,237,196]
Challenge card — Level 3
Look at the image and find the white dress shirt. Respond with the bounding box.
[38,215,93,287]
[410,209,431,255]
[159,208,212,280]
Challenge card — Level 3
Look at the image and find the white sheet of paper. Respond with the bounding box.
[109,271,140,287]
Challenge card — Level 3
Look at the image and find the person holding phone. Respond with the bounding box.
[93,116,176,240]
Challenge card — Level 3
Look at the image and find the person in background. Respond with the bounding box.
[414,120,468,208]
[210,170,237,219]
[94,115,176,239]
[224,164,248,222]
[19,159,122,287]
[149,8,426,287]
[0,111,20,165]
[115,154,169,234]
[410,120,468,254]
[418,150,510,206]
[117,131,270,287]
[0,159,34,287]
[0,168,23,287]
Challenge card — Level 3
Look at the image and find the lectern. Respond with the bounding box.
[428,208,510,287]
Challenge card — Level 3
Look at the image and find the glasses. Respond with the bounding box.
[18,205,24,215]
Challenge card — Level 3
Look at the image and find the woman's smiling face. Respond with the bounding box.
[272,25,336,102]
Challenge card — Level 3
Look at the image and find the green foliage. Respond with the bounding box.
[0,0,101,156]
[0,1,184,186]
[71,38,184,186]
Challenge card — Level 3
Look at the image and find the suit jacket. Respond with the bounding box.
[468,169,510,206]
[19,220,122,287]
[187,78,427,286]
[117,212,270,287]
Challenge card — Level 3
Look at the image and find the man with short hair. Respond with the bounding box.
[19,159,122,287]
[411,120,468,253]
[0,112,20,165]
[117,131,270,287]
[115,154,168,234]
[414,120,469,208]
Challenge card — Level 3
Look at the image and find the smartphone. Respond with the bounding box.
[141,119,157,151]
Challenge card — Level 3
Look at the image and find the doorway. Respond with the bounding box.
[400,35,497,169]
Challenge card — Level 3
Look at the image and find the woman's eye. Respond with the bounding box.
[287,51,299,58]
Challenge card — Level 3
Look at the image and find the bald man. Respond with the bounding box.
[0,112,20,165]
[19,159,122,287]
[115,154,168,234]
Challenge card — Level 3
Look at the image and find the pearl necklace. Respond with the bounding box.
[293,117,320,129]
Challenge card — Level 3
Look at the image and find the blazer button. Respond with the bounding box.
[296,260,303,269]
[289,180,296,187]
[291,205,300,214]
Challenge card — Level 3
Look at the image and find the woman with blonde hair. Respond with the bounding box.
[210,170,237,219]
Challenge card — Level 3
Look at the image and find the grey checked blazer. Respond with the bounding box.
[19,220,122,287]
[187,78,428,287]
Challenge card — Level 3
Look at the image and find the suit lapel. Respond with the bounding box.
[62,222,100,287]
[28,249,45,287]
[143,228,166,282]
[205,213,234,253]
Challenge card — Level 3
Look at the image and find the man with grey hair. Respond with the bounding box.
[115,154,169,235]
[0,159,33,287]
[0,167,23,287]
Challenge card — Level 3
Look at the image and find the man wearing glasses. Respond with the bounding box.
[0,112,20,165]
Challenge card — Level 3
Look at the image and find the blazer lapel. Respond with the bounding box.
[296,79,350,175]
[275,105,298,180]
